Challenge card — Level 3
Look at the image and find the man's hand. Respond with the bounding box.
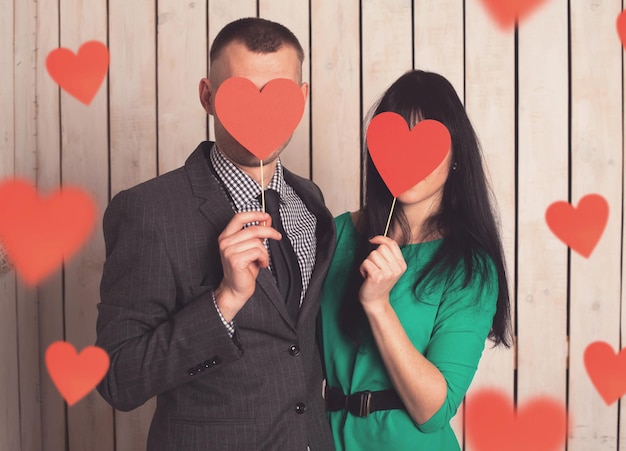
[214,211,281,321]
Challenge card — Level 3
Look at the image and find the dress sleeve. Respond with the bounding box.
[416,255,499,433]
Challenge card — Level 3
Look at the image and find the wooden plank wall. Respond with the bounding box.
[1,0,624,449]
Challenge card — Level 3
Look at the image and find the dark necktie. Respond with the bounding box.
[261,189,302,322]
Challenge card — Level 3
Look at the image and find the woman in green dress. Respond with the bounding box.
[319,70,511,450]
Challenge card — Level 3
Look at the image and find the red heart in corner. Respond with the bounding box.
[479,0,549,29]
[545,194,608,258]
[366,112,451,198]
[214,77,306,160]
[46,40,109,105]
[46,341,110,406]
[466,389,567,451]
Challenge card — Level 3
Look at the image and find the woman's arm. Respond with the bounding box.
[359,235,447,424]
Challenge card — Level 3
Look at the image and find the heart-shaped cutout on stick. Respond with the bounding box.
[366,112,451,198]
[46,40,109,105]
[584,341,626,405]
[466,388,568,451]
[214,77,305,160]
[46,341,110,406]
[545,194,608,258]
[0,178,97,285]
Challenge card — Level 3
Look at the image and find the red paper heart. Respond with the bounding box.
[366,113,451,198]
[584,341,626,405]
[0,178,96,285]
[545,194,608,258]
[46,40,109,105]
[214,77,305,160]
[466,389,567,451]
[479,0,549,29]
[617,10,626,49]
[46,341,109,406]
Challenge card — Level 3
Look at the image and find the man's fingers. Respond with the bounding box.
[220,222,281,250]
[228,246,270,271]
[221,211,273,237]
[223,239,270,268]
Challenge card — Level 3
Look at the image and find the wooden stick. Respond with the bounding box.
[383,197,397,238]
[260,159,265,213]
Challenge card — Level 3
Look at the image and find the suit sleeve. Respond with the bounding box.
[96,189,243,412]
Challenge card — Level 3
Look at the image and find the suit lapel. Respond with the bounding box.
[185,142,235,233]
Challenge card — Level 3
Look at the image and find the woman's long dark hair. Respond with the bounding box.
[339,70,511,347]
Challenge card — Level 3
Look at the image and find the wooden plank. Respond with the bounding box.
[108,0,158,448]
[413,2,465,442]
[0,1,20,449]
[310,0,361,216]
[157,0,209,174]
[59,0,114,449]
[259,0,311,178]
[413,0,464,101]
[463,4,516,450]
[622,37,626,451]
[568,1,622,449]
[35,0,67,449]
[14,0,44,448]
[361,0,413,112]
[517,2,569,450]
[206,1,257,145]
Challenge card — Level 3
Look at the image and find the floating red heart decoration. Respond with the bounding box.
[545,194,608,258]
[46,40,109,105]
[0,178,96,285]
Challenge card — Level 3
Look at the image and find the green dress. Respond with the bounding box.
[320,212,498,451]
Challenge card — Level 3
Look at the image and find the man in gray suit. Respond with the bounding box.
[96,17,335,450]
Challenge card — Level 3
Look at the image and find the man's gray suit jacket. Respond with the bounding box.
[96,141,336,450]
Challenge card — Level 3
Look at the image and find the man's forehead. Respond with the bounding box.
[210,42,302,83]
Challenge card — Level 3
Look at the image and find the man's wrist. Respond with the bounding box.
[212,289,236,338]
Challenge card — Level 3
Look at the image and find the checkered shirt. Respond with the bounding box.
[209,144,317,333]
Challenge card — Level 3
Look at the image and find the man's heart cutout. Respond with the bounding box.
[214,77,305,160]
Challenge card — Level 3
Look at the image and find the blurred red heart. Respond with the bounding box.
[479,0,549,29]
[0,178,96,285]
[214,77,305,160]
[46,341,109,406]
[366,112,451,198]
[46,40,109,105]
[617,10,626,50]
[584,341,626,405]
[545,194,608,258]
[466,388,567,451]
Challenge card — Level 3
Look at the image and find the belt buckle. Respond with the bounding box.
[347,390,372,417]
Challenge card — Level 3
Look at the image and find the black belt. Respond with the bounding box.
[324,384,405,417]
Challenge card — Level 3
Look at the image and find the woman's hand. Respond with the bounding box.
[358,235,407,310]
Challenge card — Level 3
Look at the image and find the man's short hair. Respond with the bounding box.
[210,17,305,64]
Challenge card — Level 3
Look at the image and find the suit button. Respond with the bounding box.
[211,356,221,366]
[195,364,204,373]
[187,368,195,376]
[295,402,306,414]
[289,345,300,356]
[203,360,212,369]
